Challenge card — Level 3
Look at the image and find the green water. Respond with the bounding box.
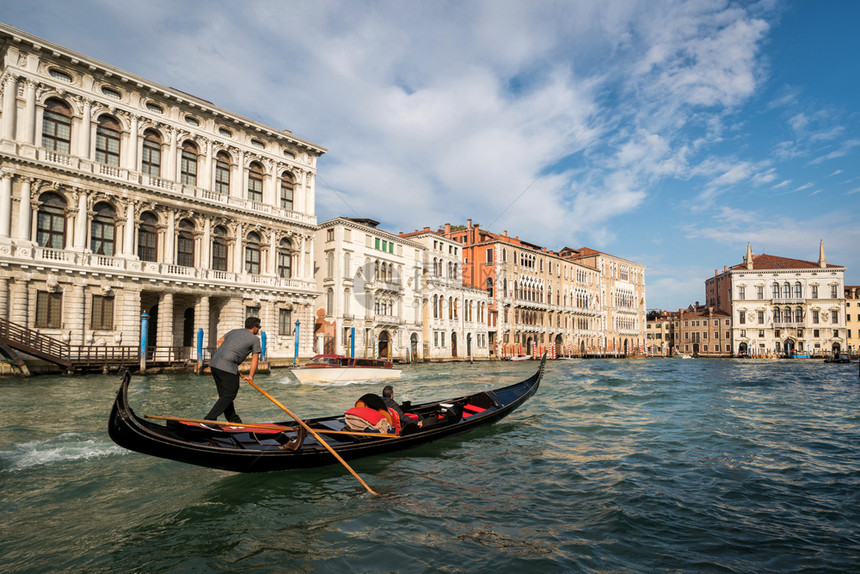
[2,359,859,572]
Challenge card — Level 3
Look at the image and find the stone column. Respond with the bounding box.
[0,173,12,238]
[23,80,36,145]
[299,235,307,280]
[294,170,305,214]
[201,139,212,189]
[117,288,141,349]
[74,190,88,250]
[232,149,244,199]
[9,279,28,326]
[167,128,178,181]
[305,172,316,216]
[1,75,17,141]
[164,210,175,265]
[123,200,135,256]
[17,178,32,242]
[67,284,86,345]
[268,231,277,276]
[156,292,174,349]
[234,223,244,274]
[201,218,211,271]
[79,99,92,158]
[127,115,139,171]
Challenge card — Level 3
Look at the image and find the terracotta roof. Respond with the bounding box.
[730,253,843,271]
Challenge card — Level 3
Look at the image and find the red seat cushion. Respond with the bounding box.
[345,406,385,425]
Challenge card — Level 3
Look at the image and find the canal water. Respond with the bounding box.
[1,359,858,573]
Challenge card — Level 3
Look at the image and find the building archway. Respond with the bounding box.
[831,342,841,355]
[784,338,795,357]
[182,307,195,347]
[410,333,419,362]
[738,342,749,357]
[377,330,391,360]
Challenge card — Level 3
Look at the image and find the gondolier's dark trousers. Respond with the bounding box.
[205,368,242,423]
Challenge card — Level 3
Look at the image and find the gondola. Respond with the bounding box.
[108,354,545,473]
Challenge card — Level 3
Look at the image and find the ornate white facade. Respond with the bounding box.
[315,218,424,361]
[401,229,490,361]
[706,243,847,357]
[0,24,325,360]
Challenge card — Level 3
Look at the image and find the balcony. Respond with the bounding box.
[10,246,316,291]
[37,147,316,226]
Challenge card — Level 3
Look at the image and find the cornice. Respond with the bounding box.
[0,23,327,155]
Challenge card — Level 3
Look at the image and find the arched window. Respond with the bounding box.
[773,307,781,323]
[326,288,334,315]
[794,307,802,323]
[245,232,261,274]
[248,161,263,203]
[90,202,116,256]
[772,283,780,299]
[486,277,493,298]
[141,129,162,176]
[794,282,802,299]
[42,98,72,153]
[138,211,158,262]
[215,151,231,195]
[277,238,292,278]
[177,219,195,267]
[211,225,228,271]
[783,282,790,299]
[180,141,198,186]
[433,295,438,319]
[280,171,294,210]
[95,115,121,166]
[36,192,67,249]
[343,288,351,316]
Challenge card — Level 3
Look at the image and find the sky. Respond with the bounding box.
[3,0,858,309]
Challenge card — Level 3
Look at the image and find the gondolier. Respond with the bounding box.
[204,317,262,423]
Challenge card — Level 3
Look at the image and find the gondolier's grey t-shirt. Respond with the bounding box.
[209,329,261,374]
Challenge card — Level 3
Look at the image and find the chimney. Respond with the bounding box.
[467,219,472,228]
[745,243,754,270]
[444,223,451,234]
[818,240,827,268]
[504,230,508,237]
[724,265,727,272]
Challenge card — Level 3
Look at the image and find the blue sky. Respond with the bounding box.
[3,0,858,309]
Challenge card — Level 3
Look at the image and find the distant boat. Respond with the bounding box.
[673,352,692,359]
[290,355,401,383]
[823,354,851,364]
[505,355,532,362]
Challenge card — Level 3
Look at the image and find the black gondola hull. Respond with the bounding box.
[109,356,544,473]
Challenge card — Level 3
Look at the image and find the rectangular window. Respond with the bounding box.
[91,295,114,330]
[278,309,292,335]
[739,287,745,300]
[812,285,819,298]
[831,310,838,324]
[812,310,819,324]
[739,311,745,325]
[831,285,838,298]
[36,291,62,328]
[757,311,764,324]
[181,150,197,186]
[212,240,227,271]
[245,307,260,320]
[757,286,764,300]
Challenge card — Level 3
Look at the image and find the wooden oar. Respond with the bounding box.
[144,415,399,438]
[241,375,380,496]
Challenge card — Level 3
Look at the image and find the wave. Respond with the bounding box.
[0,433,126,472]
